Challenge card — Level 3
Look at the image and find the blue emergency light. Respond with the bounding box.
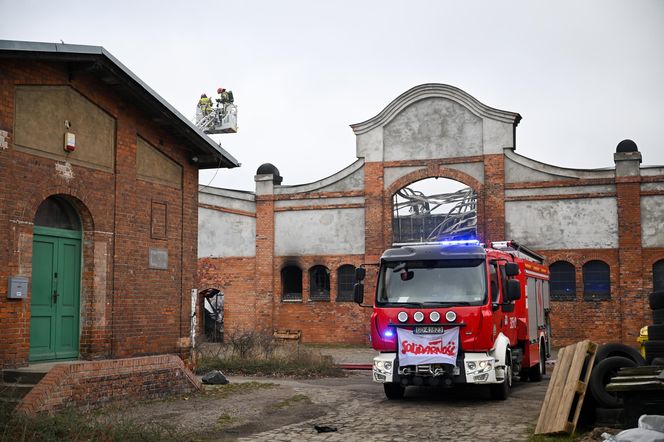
[437,239,480,246]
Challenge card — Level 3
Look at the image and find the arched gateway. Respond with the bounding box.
[30,196,83,361]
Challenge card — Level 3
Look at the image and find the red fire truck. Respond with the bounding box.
[354,240,551,400]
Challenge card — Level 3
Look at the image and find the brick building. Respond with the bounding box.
[198,83,664,348]
[0,40,238,369]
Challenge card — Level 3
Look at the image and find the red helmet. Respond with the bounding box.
[217,87,225,93]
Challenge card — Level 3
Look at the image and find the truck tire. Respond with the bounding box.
[644,340,664,364]
[595,343,646,366]
[589,356,637,408]
[528,340,546,382]
[653,308,664,325]
[383,383,405,400]
[490,351,512,400]
[648,324,664,341]
[650,291,664,310]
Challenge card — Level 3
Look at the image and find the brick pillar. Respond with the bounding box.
[363,161,385,306]
[254,174,276,333]
[483,154,506,242]
[614,148,644,345]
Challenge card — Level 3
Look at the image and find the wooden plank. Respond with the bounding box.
[536,345,572,433]
[535,340,597,435]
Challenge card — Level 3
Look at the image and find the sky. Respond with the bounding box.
[2,0,663,191]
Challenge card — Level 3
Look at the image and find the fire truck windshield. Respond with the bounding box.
[376,259,487,307]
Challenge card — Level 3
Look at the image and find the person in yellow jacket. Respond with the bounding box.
[198,93,212,116]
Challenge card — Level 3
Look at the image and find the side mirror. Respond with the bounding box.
[355,267,366,282]
[353,283,364,304]
[505,262,519,277]
[505,279,521,302]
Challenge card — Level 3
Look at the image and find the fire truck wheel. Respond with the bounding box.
[649,325,664,341]
[490,352,512,400]
[653,308,664,325]
[589,356,637,408]
[595,343,646,366]
[649,291,664,310]
[528,341,546,382]
[383,383,405,400]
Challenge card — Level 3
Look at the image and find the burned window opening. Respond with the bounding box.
[393,184,476,244]
[282,266,302,301]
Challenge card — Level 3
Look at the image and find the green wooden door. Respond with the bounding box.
[30,227,81,361]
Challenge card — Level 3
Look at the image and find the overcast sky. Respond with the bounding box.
[3,0,663,191]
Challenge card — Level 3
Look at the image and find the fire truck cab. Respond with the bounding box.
[354,240,550,400]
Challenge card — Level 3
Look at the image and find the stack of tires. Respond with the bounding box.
[587,343,646,428]
[646,290,664,363]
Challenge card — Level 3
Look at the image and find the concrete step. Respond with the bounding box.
[0,383,34,399]
[2,369,47,385]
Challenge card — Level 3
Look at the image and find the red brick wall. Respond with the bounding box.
[0,58,198,368]
[16,355,201,415]
[542,249,623,347]
[199,257,257,333]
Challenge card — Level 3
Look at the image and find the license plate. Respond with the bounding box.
[414,326,445,334]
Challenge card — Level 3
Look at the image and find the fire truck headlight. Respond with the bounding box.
[429,311,441,322]
[375,361,384,370]
[467,362,476,370]
[384,361,392,371]
[413,311,425,322]
[397,311,408,323]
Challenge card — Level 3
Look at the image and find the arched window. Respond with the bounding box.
[309,265,330,302]
[654,260,664,293]
[34,196,81,230]
[583,260,610,301]
[549,261,576,301]
[336,265,356,302]
[281,266,302,301]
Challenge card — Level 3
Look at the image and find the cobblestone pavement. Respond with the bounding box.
[236,370,549,441]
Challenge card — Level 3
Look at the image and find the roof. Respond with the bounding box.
[0,40,239,169]
[381,243,486,261]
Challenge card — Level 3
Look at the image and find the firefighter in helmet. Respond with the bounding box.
[198,93,212,116]
[216,87,234,111]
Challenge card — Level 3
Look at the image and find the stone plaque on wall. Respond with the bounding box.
[149,248,168,270]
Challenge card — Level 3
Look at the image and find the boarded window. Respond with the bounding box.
[550,261,576,301]
[281,266,302,301]
[654,260,664,293]
[583,260,610,301]
[309,266,330,302]
[336,265,356,302]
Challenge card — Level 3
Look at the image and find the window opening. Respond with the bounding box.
[392,177,476,244]
[309,266,330,302]
[583,260,610,301]
[336,265,356,302]
[281,266,302,301]
[34,196,81,231]
[550,261,576,301]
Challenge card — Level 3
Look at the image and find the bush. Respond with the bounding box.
[195,331,343,378]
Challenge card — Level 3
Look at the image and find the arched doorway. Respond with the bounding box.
[392,177,477,244]
[30,196,82,361]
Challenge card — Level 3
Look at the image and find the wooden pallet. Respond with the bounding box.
[535,340,597,435]
[273,329,301,340]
